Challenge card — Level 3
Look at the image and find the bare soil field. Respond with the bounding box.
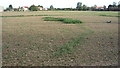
[1,11,118,66]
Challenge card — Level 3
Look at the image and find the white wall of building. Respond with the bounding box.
[23,8,28,11]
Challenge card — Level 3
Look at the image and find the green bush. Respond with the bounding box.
[43,17,83,24]
[29,5,39,11]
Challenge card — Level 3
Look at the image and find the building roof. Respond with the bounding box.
[22,6,29,8]
[96,7,104,8]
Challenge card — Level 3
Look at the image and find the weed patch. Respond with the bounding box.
[43,17,83,24]
[99,15,120,17]
[53,26,94,57]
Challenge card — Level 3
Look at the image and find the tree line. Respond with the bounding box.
[4,1,120,11]
[50,2,120,11]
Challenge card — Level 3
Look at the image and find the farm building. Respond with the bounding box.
[22,6,29,11]
[43,8,48,10]
[95,7,105,11]
[0,6,4,12]
[38,7,48,11]
[19,6,29,11]
[96,7,104,9]
[38,7,43,10]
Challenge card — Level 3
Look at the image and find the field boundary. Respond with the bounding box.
[0,15,62,17]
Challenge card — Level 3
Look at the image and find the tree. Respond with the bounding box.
[93,5,97,8]
[76,2,82,10]
[38,5,43,8]
[5,8,10,11]
[103,5,106,9]
[108,4,113,11]
[118,1,120,5]
[82,4,88,11]
[9,4,13,11]
[118,1,120,7]
[9,5,13,9]
[113,2,117,7]
[103,5,106,10]
[91,5,97,11]
[50,5,54,10]
[29,5,39,11]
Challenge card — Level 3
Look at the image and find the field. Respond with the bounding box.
[1,11,118,66]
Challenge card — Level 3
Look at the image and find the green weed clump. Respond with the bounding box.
[53,26,94,57]
[99,15,120,17]
[43,17,64,21]
[43,17,83,24]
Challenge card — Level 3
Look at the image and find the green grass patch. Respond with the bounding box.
[93,11,119,17]
[43,17,83,24]
[0,15,62,17]
[99,14,120,17]
[53,26,94,57]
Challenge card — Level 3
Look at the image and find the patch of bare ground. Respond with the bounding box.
[73,23,118,66]
[2,11,118,66]
[37,23,118,66]
[2,16,84,66]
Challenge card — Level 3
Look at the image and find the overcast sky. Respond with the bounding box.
[0,0,119,8]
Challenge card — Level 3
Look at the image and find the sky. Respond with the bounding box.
[0,0,119,9]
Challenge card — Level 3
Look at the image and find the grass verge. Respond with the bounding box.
[53,26,94,57]
[43,17,83,24]
[0,15,62,17]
